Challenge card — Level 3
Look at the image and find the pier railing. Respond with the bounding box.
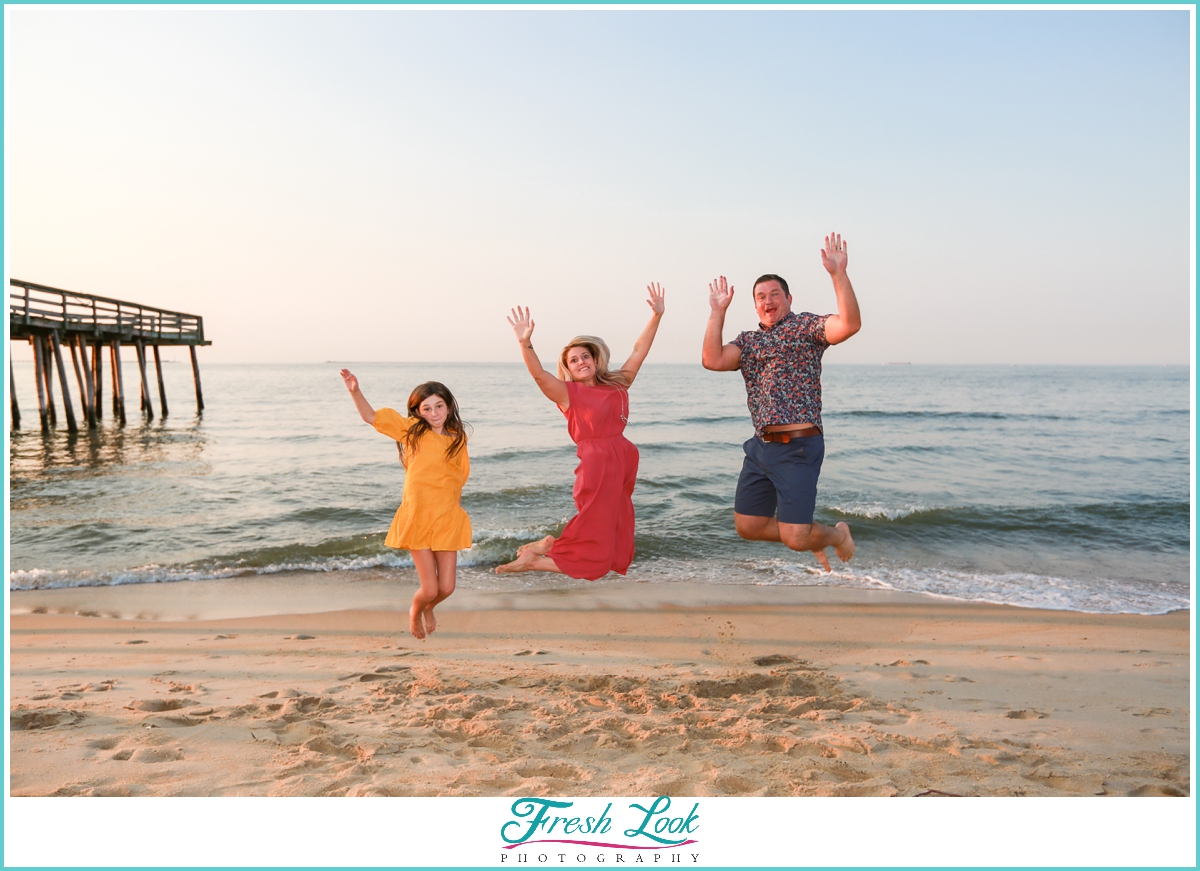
[9,279,207,345]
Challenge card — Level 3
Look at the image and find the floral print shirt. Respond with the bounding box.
[731,311,831,432]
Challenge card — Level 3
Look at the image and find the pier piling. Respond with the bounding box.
[33,336,49,430]
[135,340,154,420]
[68,338,91,427]
[39,335,58,427]
[190,345,205,413]
[153,345,169,418]
[10,352,20,430]
[76,336,98,429]
[111,341,127,425]
[92,341,103,421]
[50,330,79,433]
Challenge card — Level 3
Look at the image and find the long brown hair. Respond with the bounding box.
[557,336,630,388]
[398,381,468,464]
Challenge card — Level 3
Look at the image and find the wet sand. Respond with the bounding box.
[8,575,1191,797]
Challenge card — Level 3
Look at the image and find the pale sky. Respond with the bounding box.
[6,7,1193,365]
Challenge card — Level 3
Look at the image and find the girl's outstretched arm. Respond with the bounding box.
[618,283,666,387]
[340,369,377,424]
[507,306,569,407]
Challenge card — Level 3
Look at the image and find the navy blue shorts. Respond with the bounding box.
[734,433,825,526]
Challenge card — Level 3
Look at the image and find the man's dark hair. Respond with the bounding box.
[753,274,790,297]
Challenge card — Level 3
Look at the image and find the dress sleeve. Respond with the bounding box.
[372,407,414,441]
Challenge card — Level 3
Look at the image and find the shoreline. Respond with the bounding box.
[9,567,1189,620]
[9,576,1191,797]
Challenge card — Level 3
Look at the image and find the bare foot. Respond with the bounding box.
[496,550,539,573]
[516,535,555,557]
[814,548,832,572]
[835,522,855,563]
[423,606,437,634]
[409,603,426,640]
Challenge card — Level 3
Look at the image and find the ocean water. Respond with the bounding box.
[6,361,1192,615]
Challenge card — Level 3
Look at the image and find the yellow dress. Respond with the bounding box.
[373,407,472,552]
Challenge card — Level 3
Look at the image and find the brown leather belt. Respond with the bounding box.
[759,426,822,443]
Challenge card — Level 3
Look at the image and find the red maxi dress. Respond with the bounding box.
[548,381,640,581]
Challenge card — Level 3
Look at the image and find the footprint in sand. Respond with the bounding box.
[130,747,184,764]
[1006,709,1047,720]
[286,635,316,640]
[754,654,796,666]
[1125,707,1173,717]
[1128,784,1187,796]
[123,640,149,645]
[10,709,84,731]
[516,762,586,780]
[128,698,195,713]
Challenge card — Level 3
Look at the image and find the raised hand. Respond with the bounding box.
[507,306,535,344]
[709,276,734,312]
[820,232,848,275]
[340,368,359,393]
[646,283,665,316]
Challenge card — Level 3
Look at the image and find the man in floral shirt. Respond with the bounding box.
[701,232,862,571]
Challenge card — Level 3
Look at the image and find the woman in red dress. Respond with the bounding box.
[496,285,665,579]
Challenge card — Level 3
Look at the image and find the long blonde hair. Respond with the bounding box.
[557,336,630,388]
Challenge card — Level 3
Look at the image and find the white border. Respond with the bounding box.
[4,4,1196,869]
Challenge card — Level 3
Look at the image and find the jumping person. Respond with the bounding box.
[341,371,471,639]
[497,284,665,579]
[702,232,861,571]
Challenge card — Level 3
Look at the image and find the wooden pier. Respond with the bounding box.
[9,279,210,432]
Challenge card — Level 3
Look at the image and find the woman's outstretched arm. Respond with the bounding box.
[618,283,666,387]
[340,369,377,424]
[508,306,569,407]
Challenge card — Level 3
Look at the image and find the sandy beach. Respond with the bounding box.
[8,573,1191,798]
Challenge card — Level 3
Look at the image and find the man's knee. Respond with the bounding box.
[778,523,815,552]
[734,513,771,540]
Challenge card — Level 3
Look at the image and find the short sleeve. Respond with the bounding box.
[730,331,750,350]
[373,407,415,441]
[798,313,831,347]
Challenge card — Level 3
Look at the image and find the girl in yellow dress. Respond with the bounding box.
[340,370,471,640]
